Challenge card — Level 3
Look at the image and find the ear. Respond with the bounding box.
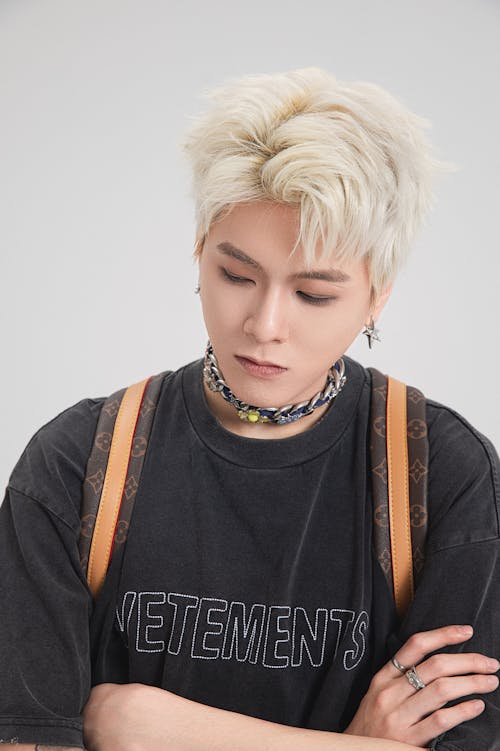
[195,238,204,258]
[370,283,393,322]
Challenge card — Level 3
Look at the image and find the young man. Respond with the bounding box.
[1,68,499,751]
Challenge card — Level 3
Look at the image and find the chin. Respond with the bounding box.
[227,371,297,408]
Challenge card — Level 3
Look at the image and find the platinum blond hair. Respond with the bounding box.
[180,67,443,304]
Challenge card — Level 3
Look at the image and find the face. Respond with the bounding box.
[197,200,391,424]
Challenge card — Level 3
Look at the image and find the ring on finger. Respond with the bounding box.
[405,665,426,691]
[391,656,408,673]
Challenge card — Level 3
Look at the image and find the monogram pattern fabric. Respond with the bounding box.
[368,367,429,615]
[80,368,429,620]
[78,370,172,578]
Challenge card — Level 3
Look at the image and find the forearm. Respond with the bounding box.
[0,746,83,750]
[147,688,422,751]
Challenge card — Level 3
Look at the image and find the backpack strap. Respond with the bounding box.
[368,367,429,621]
[80,363,429,613]
[79,369,171,599]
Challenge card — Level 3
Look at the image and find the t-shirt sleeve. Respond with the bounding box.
[385,400,500,751]
[0,397,103,747]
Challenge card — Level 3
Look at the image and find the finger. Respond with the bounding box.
[396,672,498,729]
[415,652,500,685]
[387,625,475,678]
[405,699,486,748]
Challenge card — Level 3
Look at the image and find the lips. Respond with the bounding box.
[239,355,286,368]
[235,355,287,378]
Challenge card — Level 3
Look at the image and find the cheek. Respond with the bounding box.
[200,287,237,339]
[298,303,364,354]
[200,297,219,335]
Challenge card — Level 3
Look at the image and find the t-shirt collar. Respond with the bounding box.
[181,355,366,468]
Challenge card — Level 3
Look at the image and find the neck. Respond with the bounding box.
[202,378,334,440]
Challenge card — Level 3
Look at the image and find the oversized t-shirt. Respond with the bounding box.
[0,354,499,750]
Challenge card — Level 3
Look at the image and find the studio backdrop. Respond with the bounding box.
[1,0,498,492]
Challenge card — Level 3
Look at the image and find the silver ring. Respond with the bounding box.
[391,656,408,673]
[405,665,426,691]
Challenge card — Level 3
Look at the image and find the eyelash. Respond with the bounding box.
[220,268,336,306]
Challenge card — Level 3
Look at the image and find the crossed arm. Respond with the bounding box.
[74,629,472,751]
[0,691,421,751]
[0,690,421,751]
[1,622,494,751]
[1,625,497,750]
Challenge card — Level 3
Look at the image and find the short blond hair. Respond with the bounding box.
[180,67,442,303]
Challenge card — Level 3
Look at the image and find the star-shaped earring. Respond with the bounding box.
[362,317,381,349]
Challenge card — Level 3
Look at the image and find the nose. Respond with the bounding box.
[242,285,289,343]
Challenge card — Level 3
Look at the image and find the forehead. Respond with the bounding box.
[213,200,300,235]
[205,201,366,280]
[216,241,354,284]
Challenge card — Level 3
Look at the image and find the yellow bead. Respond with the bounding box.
[247,411,260,423]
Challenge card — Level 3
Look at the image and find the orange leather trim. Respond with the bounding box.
[386,376,414,619]
[87,376,150,599]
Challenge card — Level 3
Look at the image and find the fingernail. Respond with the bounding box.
[487,659,500,670]
[459,625,473,635]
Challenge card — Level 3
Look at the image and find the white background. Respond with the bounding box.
[1,0,499,492]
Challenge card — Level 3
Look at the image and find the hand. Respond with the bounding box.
[82,682,177,751]
[344,625,499,748]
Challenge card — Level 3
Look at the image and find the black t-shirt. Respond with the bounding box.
[1,354,499,750]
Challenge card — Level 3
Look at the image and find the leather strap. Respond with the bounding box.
[386,376,414,619]
[83,366,425,614]
[369,366,428,617]
[87,376,151,598]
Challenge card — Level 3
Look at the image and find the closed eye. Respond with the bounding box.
[297,291,337,306]
[220,267,336,306]
[221,268,249,284]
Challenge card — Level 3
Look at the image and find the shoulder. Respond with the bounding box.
[6,366,183,528]
[424,395,499,552]
[351,356,499,551]
[425,396,498,471]
[7,396,106,529]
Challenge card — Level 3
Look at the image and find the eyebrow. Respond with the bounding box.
[216,241,352,284]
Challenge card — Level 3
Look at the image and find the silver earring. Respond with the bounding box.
[194,283,200,294]
[362,316,381,349]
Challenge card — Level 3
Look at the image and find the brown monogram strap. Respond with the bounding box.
[387,376,413,619]
[368,367,429,620]
[81,365,429,609]
[79,370,171,598]
[86,377,150,598]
